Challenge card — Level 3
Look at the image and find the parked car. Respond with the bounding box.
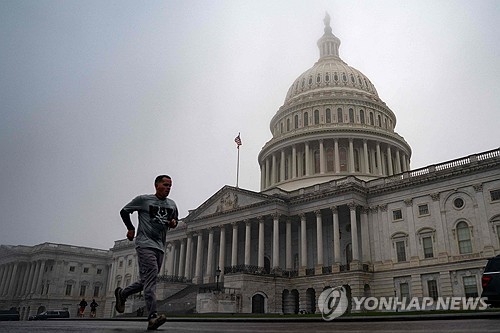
[28,310,70,320]
[0,308,20,321]
[481,255,500,307]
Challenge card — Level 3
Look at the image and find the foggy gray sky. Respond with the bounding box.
[1,0,499,250]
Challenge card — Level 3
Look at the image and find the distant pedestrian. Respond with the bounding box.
[115,175,178,330]
[78,298,88,318]
[90,299,98,318]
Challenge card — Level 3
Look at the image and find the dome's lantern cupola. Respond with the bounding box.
[317,12,341,60]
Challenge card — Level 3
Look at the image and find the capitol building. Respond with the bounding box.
[1,14,499,319]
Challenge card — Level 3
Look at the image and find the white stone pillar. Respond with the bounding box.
[376,143,383,175]
[360,208,371,262]
[167,242,176,276]
[292,145,297,179]
[300,213,307,269]
[332,207,341,264]
[218,225,226,277]
[7,263,18,296]
[34,260,45,295]
[271,154,277,185]
[334,139,340,173]
[305,142,310,176]
[280,150,286,182]
[315,210,324,267]
[319,139,325,174]
[258,218,265,268]
[231,222,238,267]
[395,150,402,174]
[474,184,494,255]
[260,164,265,190]
[349,138,355,172]
[0,265,7,295]
[206,228,214,278]
[273,214,280,269]
[178,239,186,277]
[363,140,369,174]
[349,204,360,261]
[265,158,270,188]
[387,146,394,175]
[286,219,292,270]
[194,232,204,282]
[29,261,40,293]
[405,199,418,260]
[185,233,193,279]
[244,220,251,266]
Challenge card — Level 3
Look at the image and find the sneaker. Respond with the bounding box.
[114,287,126,313]
[147,313,167,330]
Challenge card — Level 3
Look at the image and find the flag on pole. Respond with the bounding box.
[234,133,242,148]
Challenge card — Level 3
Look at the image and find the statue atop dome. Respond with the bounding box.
[323,12,332,34]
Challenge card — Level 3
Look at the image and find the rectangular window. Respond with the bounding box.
[128,259,133,267]
[463,276,478,298]
[392,209,403,221]
[497,225,500,247]
[83,267,89,273]
[97,268,102,275]
[119,261,123,268]
[400,283,410,299]
[427,280,438,300]
[396,241,406,262]
[93,286,100,297]
[69,266,75,272]
[65,284,72,296]
[418,204,429,216]
[422,236,434,258]
[491,189,500,202]
[79,285,86,297]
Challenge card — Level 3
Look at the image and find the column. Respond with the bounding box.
[376,143,383,175]
[332,207,341,264]
[29,261,40,294]
[349,204,360,262]
[431,193,446,258]
[348,138,355,172]
[403,154,409,172]
[244,220,251,267]
[260,164,265,190]
[272,214,280,269]
[185,233,193,279]
[360,207,371,262]
[206,228,214,279]
[258,218,265,269]
[194,232,204,282]
[319,139,325,174]
[334,139,340,173]
[405,199,418,261]
[305,142,310,176]
[315,210,324,269]
[167,242,176,276]
[0,264,8,295]
[178,239,186,277]
[387,146,394,175]
[286,219,292,270]
[300,213,307,270]
[280,150,286,182]
[370,207,382,263]
[395,150,402,174]
[474,184,494,255]
[231,222,238,267]
[363,140,369,174]
[34,260,45,295]
[271,154,277,184]
[292,145,297,179]
[265,158,270,188]
[218,225,226,277]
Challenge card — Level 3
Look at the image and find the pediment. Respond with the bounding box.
[186,186,275,220]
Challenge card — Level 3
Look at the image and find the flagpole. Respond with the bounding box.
[236,145,240,188]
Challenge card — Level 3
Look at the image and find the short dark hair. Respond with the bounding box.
[155,175,171,185]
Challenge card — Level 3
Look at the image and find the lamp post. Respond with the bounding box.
[215,266,221,292]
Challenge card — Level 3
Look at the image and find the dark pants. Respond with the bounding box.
[122,247,164,317]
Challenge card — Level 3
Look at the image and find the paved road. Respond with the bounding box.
[1,318,499,333]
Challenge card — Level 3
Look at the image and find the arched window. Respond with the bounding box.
[326,148,334,172]
[284,157,289,180]
[294,115,299,129]
[303,112,309,127]
[325,109,331,123]
[314,110,320,125]
[337,108,343,123]
[360,110,365,124]
[369,112,374,126]
[280,122,283,134]
[457,221,472,254]
[377,115,382,127]
[287,118,290,131]
[349,108,354,123]
[314,150,320,174]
